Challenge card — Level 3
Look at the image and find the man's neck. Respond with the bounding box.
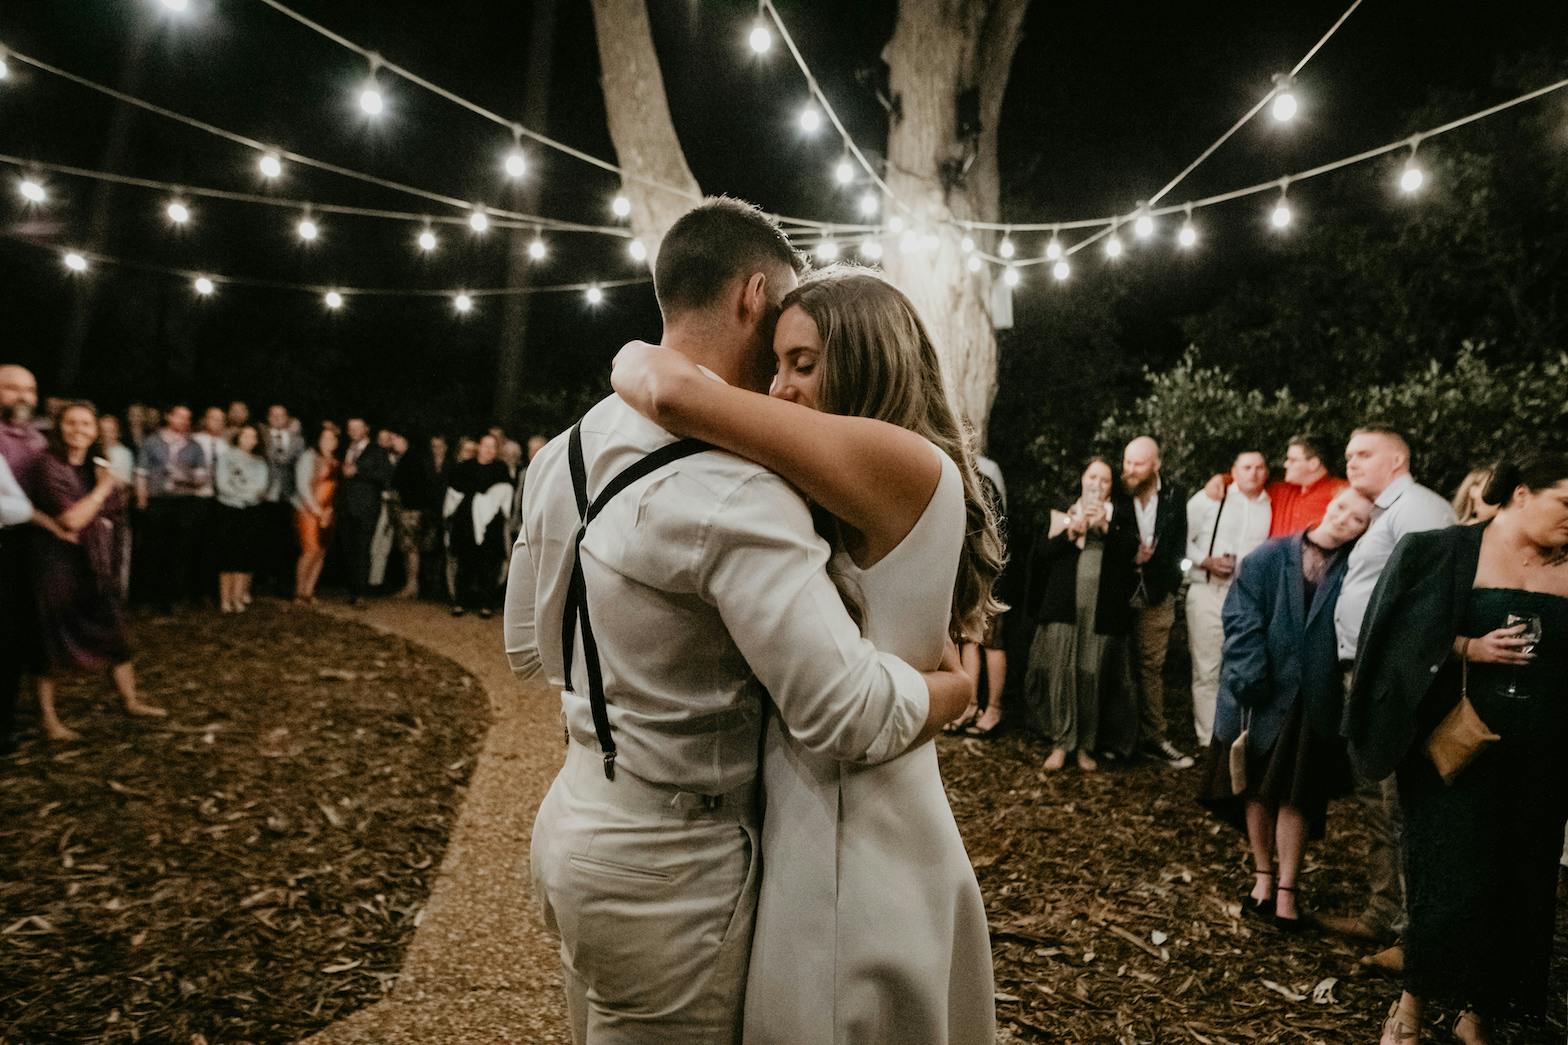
[1134,480,1159,506]
[1293,467,1327,491]
[662,322,746,388]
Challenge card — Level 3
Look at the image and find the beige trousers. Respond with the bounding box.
[531,743,760,1044]
[1185,581,1229,747]
[1131,595,1178,744]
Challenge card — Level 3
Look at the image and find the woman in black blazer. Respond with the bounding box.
[1344,452,1568,1045]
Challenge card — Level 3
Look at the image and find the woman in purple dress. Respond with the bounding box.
[27,402,166,741]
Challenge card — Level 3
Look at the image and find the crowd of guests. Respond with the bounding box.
[0,362,547,748]
[977,426,1566,1043]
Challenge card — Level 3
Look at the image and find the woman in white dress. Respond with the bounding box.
[612,268,1005,1045]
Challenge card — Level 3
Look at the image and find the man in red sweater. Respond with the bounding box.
[1204,433,1348,537]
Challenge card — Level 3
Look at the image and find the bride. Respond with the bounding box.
[612,267,1004,1044]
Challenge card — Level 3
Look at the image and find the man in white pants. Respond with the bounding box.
[1184,450,1270,746]
[504,199,971,1044]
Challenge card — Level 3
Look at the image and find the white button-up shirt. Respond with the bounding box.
[1132,480,1161,547]
[504,394,929,795]
[1334,473,1456,660]
[1186,485,1271,585]
[0,454,32,527]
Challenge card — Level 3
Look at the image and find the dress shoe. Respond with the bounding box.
[1358,943,1404,978]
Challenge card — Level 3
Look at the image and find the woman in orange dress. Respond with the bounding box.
[292,427,340,603]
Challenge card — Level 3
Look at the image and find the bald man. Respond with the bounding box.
[1119,436,1194,768]
[0,364,46,754]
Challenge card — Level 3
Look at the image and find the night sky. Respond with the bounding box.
[2,0,1564,436]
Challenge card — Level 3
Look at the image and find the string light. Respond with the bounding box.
[1177,207,1198,249]
[833,159,854,186]
[1002,266,1020,287]
[998,236,1015,259]
[815,240,840,261]
[193,275,215,296]
[966,254,982,273]
[160,0,190,12]
[798,105,822,135]
[63,251,88,273]
[1269,184,1293,230]
[528,236,547,261]
[585,285,604,306]
[165,199,190,224]
[1271,75,1299,123]
[887,215,905,235]
[324,289,344,309]
[1398,139,1426,195]
[453,292,473,314]
[748,24,773,54]
[960,235,975,254]
[1052,259,1071,282]
[296,216,319,241]
[468,207,490,233]
[257,152,283,179]
[417,228,438,252]
[611,194,631,219]
[859,238,882,261]
[503,149,528,180]
[1044,234,1063,261]
[358,62,386,118]
[627,238,648,263]
[18,178,46,203]
[857,191,879,217]
[1104,223,1124,259]
[1133,207,1156,240]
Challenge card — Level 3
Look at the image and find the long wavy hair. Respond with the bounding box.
[779,267,1006,641]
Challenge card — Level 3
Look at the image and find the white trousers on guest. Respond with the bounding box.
[531,742,760,1045]
[1185,580,1229,747]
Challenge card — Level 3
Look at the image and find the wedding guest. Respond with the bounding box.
[456,436,477,463]
[0,364,48,754]
[124,403,154,451]
[260,405,304,596]
[1120,436,1193,768]
[391,433,430,599]
[1344,452,1568,1045]
[1197,487,1374,929]
[291,427,340,604]
[225,400,250,435]
[526,434,547,462]
[1021,457,1139,770]
[444,433,512,618]
[135,404,207,611]
[27,402,166,740]
[1203,434,1349,537]
[339,418,393,607]
[214,425,270,613]
[1185,450,1272,747]
[193,406,228,488]
[1317,425,1455,972]
[97,414,136,598]
[1452,466,1499,525]
[192,406,228,598]
[957,453,1009,737]
[420,435,451,599]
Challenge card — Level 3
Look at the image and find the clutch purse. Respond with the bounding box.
[1229,710,1250,796]
[1424,655,1500,785]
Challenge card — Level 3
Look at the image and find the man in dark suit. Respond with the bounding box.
[339,416,394,607]
[1119,436,1193,767]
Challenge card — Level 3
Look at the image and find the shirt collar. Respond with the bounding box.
[1375,472,1414,510]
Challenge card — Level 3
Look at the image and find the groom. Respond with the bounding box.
[504,197,970,1043]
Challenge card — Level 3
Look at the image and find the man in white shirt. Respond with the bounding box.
[1184,450,1271,746]
[1317,425,1454,967]
[505,199,970,1043]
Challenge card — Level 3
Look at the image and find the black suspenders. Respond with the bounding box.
[561,421,712,779]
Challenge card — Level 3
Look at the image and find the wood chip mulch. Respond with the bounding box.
[940,725,1568,1044]
[0,604,487,1044]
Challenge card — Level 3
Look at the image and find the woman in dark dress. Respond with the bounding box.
[1196,487,1373,928]
[28,402,167,741]
[1343,452,1568,1045]
[1020,457,1140,771]
[443,433,513,618]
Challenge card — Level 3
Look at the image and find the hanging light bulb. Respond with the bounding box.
[1269,188,1293,230]
[998,236,1015,259]
[798,105,822,135]
[1271,75,1298,123]
[297,216,319,242]
[1045,236,1063,261]
[504,149,528,180]
[1177,209,1198,249]
[887,215,905,234]
[359,81,385,116]
[748,23,773,54]
[857,192,879,217]
[859,238,882,261]
[63,251,88,273]
[193,276,215,296]
[453,292,474,314]
[833,159,854,186]
[417,228,438,252]
[585,285,604,306]
[257,152,283,179]
[1002,266,1020,287]
[1052,259,1071,282]
[1399,141,1426,195]
[18,178,46,203]
[323,290,344,310]
[1105,231,1124,259]
[611,194,631,219]
[960,235,975,254]
[966,254,983,273]
[815,240,840,261]
[1133,207,1155,240]
[165,200,190,225]
[160,0,190,11]
[528,236,547,261]
[628,238,648,263]
[468,208,490,233]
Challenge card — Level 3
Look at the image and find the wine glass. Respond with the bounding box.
[1504,612,1543,699]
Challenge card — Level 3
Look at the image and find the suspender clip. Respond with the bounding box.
[603,750,617,780]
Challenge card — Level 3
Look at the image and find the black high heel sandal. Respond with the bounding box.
[1244,869,1275,920]
[1272,883,1305,933]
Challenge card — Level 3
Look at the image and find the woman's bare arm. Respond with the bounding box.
[614,342,941,565]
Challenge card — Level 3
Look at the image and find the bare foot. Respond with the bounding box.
[1043,747,1068,772]
[973,706,1002,732]
[1454,1011,1492,1045]
[122,700,169,719]
[1076,750,1099,772]
[45,722,82,741]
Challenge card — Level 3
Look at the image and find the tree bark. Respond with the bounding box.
[493,0,559,433]
[588,0,702,254]
[880,0,1029,446]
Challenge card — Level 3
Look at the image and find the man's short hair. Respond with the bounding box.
[1287,433,1331,465]
[653,197,805,317]
[1350,423,1410,456]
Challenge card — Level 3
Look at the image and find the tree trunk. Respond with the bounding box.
[587,0,701,254]
[880,0,1028,446]
[493,0,559,433]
